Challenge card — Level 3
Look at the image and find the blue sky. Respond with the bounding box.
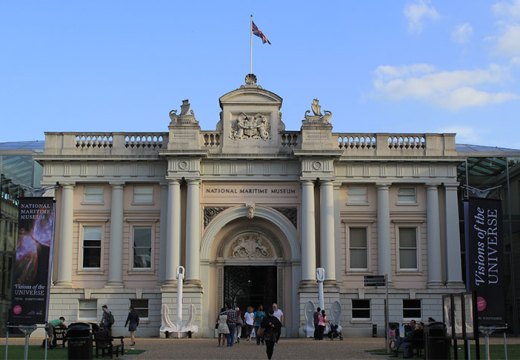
[2,1,520,149]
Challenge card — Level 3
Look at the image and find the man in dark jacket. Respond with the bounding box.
[260,308,282,360]
[313,307,321,340]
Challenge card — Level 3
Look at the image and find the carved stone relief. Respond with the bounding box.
[274,207,297,228]
[229,233,273,258]
[230,113,270,140]
[303,99,332,124]
[204,207,227,228]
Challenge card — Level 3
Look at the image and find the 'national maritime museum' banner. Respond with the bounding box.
[464,197,505,326]
[9,197,55,326]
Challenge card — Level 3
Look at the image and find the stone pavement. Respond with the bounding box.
[128,337,387,360]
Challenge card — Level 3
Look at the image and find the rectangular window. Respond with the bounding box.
[397,187,416,204]
[79,299,97,321]
[133,186,153,204]
[352,299,371,319]
[349,227,368,270]
[403,299,421,319]
[84,186,104,204]
[133,227,152,268]
[347,186,368,204]
[83,226,102,268]
[399,227,417,270]
[130,299,149,319]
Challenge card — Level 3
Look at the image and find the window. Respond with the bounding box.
[130,299,149,319]
[352,299,371,319]
[347,186,368,204]
[403,299,421,319]
[349,227,368,270]
[84,186,104,204]
[133,227,152,268]
[399,227,417,270]
[397,187,416,204]
[83,226,102,268]
[133,186,153,204]
[79,299,97,320]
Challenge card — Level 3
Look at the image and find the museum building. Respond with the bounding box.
[38,74,466,337]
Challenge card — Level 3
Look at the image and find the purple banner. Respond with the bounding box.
[9,197,55,325]
[464,198,505,326]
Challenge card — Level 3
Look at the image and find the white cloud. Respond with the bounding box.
[451,23,473,44]
[403,0,440,34]
[495,25,520,56]
[493,0,520,19]
[373,64,520,109]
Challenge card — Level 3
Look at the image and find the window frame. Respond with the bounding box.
[347,186,368,205]
[78,299,98,321]
[351,299,371,320]
[83,185,105,204]
[397,226,419,271]
[397,187,417,205]
[348,226,369,271]
[133,185,154,205]
[402,299,421,320]
[80,225,103,271]
[130,299,149,320]
[131,225,153,270]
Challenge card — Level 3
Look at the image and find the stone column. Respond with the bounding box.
[56,183,74,286]
[320,180,336,281]
[185,179,201,284]
[164,179,181,285]
[445,183,463,284]
[377,183,392,282]
[107,182,124,286]
[301,180,316,282]
[159,183,168,282]
[426,184,442,285]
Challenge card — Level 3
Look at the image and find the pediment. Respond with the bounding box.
[219,87,282,107]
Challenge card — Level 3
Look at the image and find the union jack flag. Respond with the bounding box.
[252,21,271,45]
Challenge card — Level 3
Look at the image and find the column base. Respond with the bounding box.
[427,280,444,288]
[161,280,178,290]
[298,280,317,290]
[446,281,465,290]
[184,279,203,289]
[53,281,73,288]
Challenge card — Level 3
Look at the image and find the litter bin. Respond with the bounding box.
[424,322,449,359]
[67,322,93,360]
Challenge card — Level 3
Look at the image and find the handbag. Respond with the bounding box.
[256,327,265,337]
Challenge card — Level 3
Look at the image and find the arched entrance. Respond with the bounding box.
[200,206,301,337]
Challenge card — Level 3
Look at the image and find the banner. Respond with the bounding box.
[464,198,504,326]
[9,197,55,325]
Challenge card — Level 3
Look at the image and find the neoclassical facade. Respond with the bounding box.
[38,74,464,337]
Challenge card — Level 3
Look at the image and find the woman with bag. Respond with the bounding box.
[259,307,282,360]
[216,307,230,347]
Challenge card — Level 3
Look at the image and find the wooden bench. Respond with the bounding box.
[93,330,124,358]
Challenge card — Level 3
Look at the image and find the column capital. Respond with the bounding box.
[186,178,201,185]
[444,182,460,190]
[376,182,392,189]
[425,182,442,188]
[109,181,125,187]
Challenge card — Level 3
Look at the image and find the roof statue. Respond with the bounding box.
[304,98,332,124]
[169,99,198,125]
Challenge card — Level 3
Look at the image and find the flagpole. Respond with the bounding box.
[250,14,253,74]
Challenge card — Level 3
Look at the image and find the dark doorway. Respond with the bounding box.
[224,266,277,313]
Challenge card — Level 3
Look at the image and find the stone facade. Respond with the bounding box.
[37,75,464,338]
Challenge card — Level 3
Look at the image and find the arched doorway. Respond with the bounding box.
[200,206,300,337]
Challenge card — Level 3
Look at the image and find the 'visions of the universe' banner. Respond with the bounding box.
[464,197,505,326]
[9,197,55,325]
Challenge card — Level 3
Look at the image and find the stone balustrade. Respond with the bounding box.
[42,131,457,157]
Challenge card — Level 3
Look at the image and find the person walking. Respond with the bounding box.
[216,307,230,347]
[244,306,255,341]
[224,305,238,347]
[254,304,266,345]
[260,307,282,360]
[272,303,284,342]
[124,306,140,347]
[235,307,243,343]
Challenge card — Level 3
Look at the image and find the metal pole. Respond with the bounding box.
[385,274,389,353]
[504,329,508,360]
[249,15,253,74]
[505,160,517,335]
